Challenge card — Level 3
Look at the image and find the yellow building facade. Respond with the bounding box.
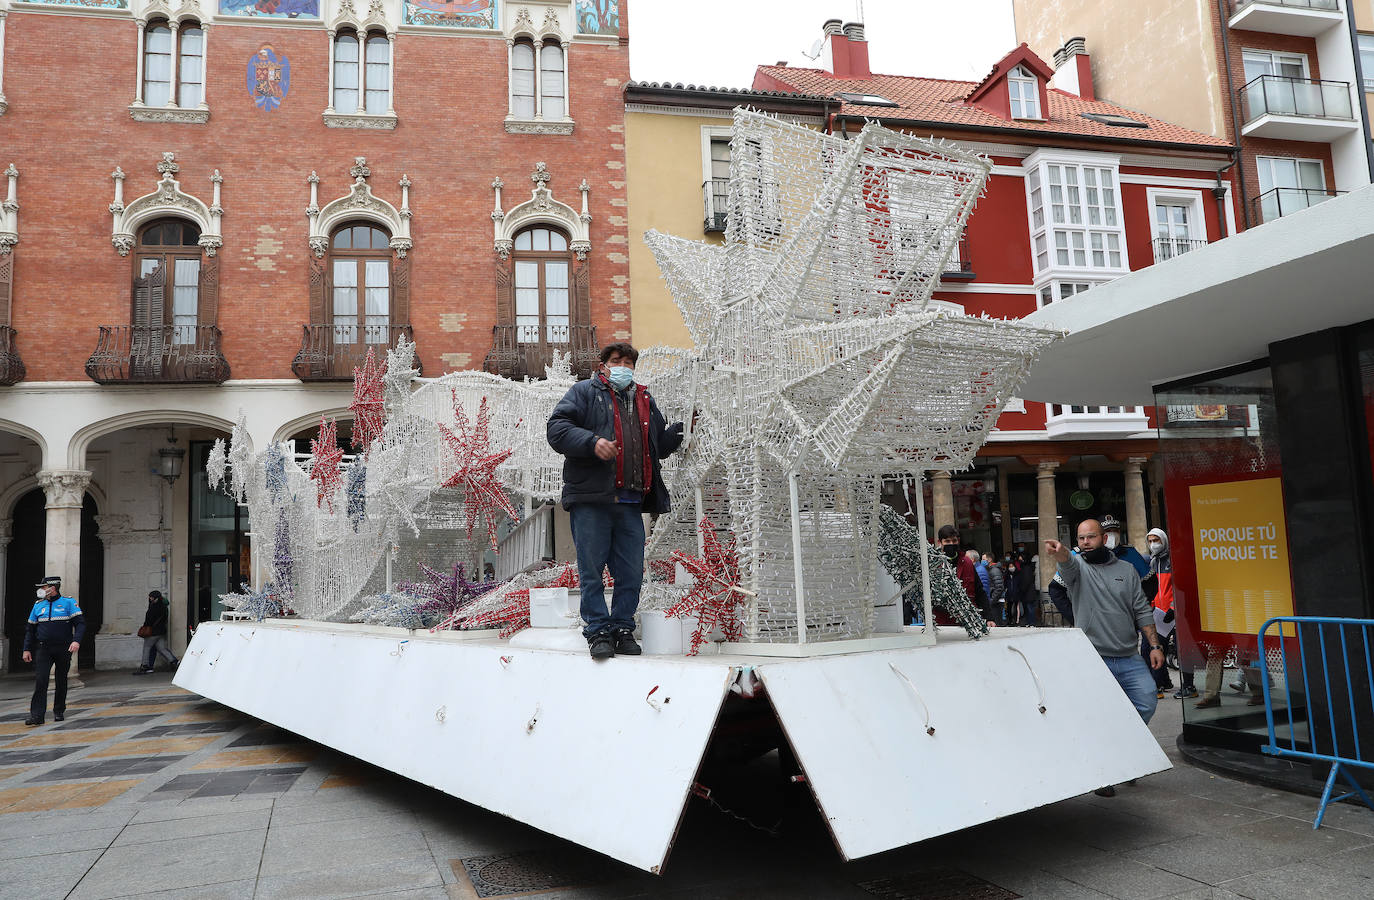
[622,83,831,349]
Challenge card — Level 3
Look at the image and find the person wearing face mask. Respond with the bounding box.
[547,342,685,660]
[937,525,979,607]
[1046,520,1163,797]
[1138,528,1176,698]
[1099,514,1149,578]
[22,576,85,727]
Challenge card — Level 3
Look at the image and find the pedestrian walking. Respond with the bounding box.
[22,576,85,727]
[1140,528,1175,698]
[1046,520,1164,796]
[546,342,684,660]
[983,554,1006,623]
[133,590,179,675]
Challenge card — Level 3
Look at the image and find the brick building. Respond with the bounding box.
[0,0,628,672]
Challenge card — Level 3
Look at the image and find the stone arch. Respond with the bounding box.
[491,162,591,260]
[272,408,355,447]
[0,418,48,464]
[68,410,237,470]
[307,158,412,259]
[110,152,224,258]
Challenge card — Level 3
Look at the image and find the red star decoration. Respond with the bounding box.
[438,391,518,549]
[350,347,387,454]
[664,517,746,655]
[453,564,580,638]
[309,416,346,511]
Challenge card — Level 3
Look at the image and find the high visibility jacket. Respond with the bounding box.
[24,595,86,650]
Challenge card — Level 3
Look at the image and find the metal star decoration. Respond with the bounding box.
[448,563,579,638]
[221,583,284,622]
[350,347,387,455]
[394,562,496,629]
[664,517,747,656]
[309,417,345,511]
[206,437,228,491]
[438,392,518,549]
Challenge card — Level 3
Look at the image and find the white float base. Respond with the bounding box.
[175,621,1169,873]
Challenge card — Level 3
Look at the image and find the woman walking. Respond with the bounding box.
[133,590,179,675]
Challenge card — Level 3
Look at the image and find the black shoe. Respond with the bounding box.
[1093,785,1117,798]
[54,713,65,722]
[131,668,153,676]
[23,718,42,727]
[588,633,615,660]
[613,630,642,656]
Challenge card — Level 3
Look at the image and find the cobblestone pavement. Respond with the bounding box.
[0,669,1372,900]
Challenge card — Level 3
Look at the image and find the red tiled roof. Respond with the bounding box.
[753,65,1232,150]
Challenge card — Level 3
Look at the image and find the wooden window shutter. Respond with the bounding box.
[0,253,12,325]
[134,263,167,329]
[573,255,591,325]
[308,256,326,323]
[199,254,220,325]
[495,253,514,323]
[392,253,411,325]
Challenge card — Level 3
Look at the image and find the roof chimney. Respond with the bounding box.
[1051,36,1094,101]
[823,19,871,79]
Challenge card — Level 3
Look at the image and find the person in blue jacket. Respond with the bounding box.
[23,576,85,726]
[547,342,684,660]
[1100,514,1150,577]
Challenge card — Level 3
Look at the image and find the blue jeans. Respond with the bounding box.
[1102,654,1158,724]
[569,502,645,638]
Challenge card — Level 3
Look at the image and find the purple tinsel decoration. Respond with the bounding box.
[346,461,366,532]
[273,513,294,598]
[395,563,496,627]
[265,443,288,502]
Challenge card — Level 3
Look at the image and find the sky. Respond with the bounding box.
[628,0,1019,88]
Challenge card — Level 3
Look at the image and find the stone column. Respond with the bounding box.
[1036,460,1060,591]
[38,470,91,686]
[1124,456,1150,554]
[931,470,955,533]
[0,520,10,672]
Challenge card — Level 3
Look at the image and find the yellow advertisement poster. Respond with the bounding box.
[1189,477,1294,635]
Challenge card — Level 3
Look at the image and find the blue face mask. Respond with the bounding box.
[607,366,634,390]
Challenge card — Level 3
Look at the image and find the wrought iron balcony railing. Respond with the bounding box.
[483,323,599,381]
[1239,75,1352,124]
[291,324,417,381]
[0,326,25,386]
[85,325,230,384]
[1151,237,1209,263]
[1251,187,1345,223]
[703,178,728,233]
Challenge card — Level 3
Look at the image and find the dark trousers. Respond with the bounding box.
[30,643,72,722]
[569,501,645,638]
[1141,633,1173,689]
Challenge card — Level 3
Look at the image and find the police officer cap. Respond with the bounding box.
[35,575,62,588]
[1099,514,1123,532]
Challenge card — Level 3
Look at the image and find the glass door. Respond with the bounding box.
[190,556,234,633]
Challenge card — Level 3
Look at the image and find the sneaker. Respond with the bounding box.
[131,668,153,676]
[1195,696,1221,709]
[612,630,642,656]
[23,718,42,727]
[1093,785,1117,798]
[1174,686,1199,699]
[588,633,615,661]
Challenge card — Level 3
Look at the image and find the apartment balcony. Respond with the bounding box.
[703,178,727,233]
[86,325,230,384]
[483,323,599,381]
[1044,404,1150,439]
[1239,75,1357,141]
[1227,0,1343,37]
[1251,186,1345,223]
[291,324,417,382]
[1151,237,1209,264]
[0,326,25,386]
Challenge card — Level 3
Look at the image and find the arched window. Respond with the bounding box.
[333,30,391,115]
[513,225,570,344]
[178,24,205,108]
[511,40,536,119]
[540,43,566,120]
[329,222,392,344]
[143,22,174,107]
[135,218,201,343]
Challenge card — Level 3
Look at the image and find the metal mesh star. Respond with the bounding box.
[664,517,746,655]
[309,417,345,511]
[350,347,387,455]
[220,583,285,622]
[439,392,518,549]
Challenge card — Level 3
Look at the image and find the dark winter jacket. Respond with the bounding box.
[142,600,169,637]
[24,595,86,650]
[547,374,684,514]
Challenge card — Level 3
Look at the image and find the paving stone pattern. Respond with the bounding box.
[0,669,1371,899]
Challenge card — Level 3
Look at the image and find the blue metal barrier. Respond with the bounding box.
[1258,616,1374,828]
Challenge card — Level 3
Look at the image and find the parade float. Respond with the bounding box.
[176,111,1169,872]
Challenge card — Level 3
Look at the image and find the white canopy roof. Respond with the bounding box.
[1019,185,1374,405]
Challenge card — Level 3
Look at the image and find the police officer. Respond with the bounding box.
[22,576,85,727]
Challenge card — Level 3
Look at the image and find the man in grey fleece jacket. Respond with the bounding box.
[1046,519,1165,729]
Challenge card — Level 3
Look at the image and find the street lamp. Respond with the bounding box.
[158,436,186,486]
